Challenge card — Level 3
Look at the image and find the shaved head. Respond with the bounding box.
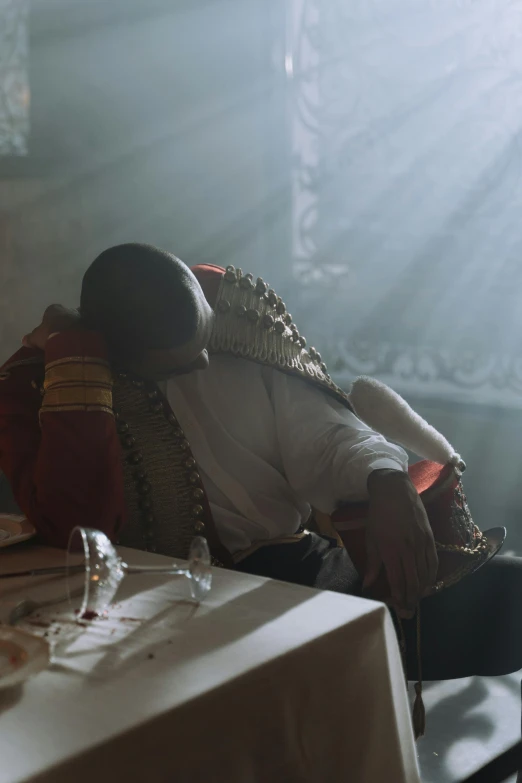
[80,243,213,376]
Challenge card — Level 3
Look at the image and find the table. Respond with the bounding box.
[0,544,420,783]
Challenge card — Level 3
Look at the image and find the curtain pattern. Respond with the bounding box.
[290,0,522,406]
[0,0,29,156]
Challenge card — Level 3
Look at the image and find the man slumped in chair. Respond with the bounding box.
[1,243,521,737]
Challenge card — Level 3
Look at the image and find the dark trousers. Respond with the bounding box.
[236,532,522,681]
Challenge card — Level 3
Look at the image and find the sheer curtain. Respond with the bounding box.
[289,0,522,407]
[0,0,29,156]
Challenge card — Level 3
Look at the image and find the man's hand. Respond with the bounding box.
[364,469,438,618]
[22,305,82,351]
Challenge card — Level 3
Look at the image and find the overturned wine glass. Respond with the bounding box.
[66,527,212,619]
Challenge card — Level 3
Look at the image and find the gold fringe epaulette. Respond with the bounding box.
[209,265,353,411]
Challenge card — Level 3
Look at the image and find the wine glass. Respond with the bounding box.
[66,527,212,619]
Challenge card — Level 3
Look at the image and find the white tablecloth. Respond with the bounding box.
[0,545,420,783]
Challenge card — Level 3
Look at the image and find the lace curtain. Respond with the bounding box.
[0,0,29,156]
[289,0,522,406]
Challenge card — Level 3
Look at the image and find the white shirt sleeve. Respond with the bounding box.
[270,369,409,513]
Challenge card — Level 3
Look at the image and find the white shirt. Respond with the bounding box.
[165,356,408,556]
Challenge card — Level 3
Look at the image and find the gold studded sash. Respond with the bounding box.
[113,374,232,567]
[209,265,354,412]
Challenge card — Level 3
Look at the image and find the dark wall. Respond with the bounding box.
[0,0,291,359]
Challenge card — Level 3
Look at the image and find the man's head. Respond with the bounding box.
[80,243,213,379]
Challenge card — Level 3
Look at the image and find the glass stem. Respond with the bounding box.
[123,563,190,577]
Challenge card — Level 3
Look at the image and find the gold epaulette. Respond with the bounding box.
[209,265,353,411]
[40,355,113,416]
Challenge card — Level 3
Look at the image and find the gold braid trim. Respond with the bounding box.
[209,265,354,411]
[45,356,110,371]
[436,524,488,556]
[0,356,44,376]
[44,361,113,389]
[40,385,113,414]
[112,375,233,565]
[40,355,114,416]
[40,404,114,415]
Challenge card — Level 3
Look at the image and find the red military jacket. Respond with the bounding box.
[0,261,484,613]
[0,261,351,556]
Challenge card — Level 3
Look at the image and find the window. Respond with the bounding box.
[0,0,30,156]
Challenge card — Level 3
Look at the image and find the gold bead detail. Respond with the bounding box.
[239,274,254,290]
[217,299,231,314]
[224,265,237,282]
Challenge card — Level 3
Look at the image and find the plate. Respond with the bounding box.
[0,515,36,549]
[0,626,50,689]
